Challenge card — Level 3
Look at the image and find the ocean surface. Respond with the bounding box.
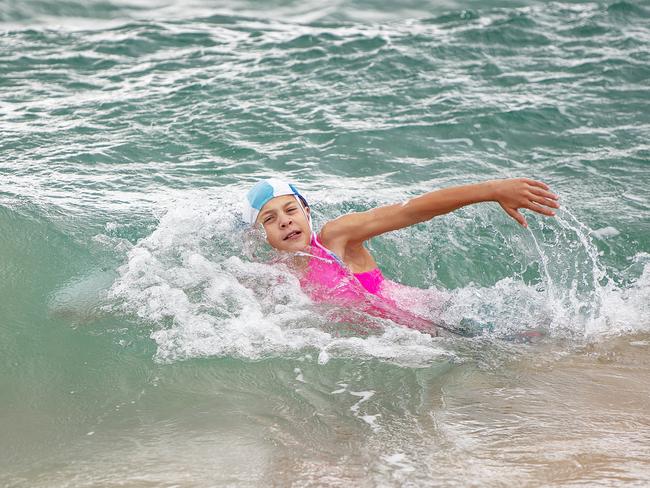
[1,0,649,485]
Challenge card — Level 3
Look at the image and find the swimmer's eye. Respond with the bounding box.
[287,207,297,213]
[263,215,275,224]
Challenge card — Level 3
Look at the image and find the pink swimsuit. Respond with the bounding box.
[299,233,383,299]
[299,234,436,333]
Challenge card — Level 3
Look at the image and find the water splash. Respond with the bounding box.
[442,207,650,339]
[103,192,650,366]
[106,195,452,365]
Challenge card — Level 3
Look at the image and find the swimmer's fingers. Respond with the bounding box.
[527,192,560,212]
[528,187,560,204]
[532,196,560,212]
[522,178,550,191]
[500,203,528,227]
[525,201,556,217]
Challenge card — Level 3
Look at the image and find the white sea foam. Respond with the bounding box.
[107,196,650,364]
[592,226,620,240]
[107,195,452,365]
[437,207,650,339]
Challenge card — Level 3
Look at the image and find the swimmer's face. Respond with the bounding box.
[256,195,311,252]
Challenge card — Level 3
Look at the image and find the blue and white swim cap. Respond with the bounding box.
[243,178,307,225]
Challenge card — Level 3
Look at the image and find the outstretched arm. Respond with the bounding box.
[320,178,559,249]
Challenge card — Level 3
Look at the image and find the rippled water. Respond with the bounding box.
[1,0,649,486]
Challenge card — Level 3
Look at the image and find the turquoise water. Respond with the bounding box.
[1,0,650,485]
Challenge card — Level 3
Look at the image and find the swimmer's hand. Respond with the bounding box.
[490,178,559,227]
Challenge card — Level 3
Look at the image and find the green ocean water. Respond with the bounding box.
[1,0,650,485]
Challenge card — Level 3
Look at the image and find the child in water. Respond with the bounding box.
[243,178,559,335]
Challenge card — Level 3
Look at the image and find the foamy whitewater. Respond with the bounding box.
[103,191,649,365]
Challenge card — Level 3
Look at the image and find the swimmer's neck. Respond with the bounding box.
[270,250,311,273]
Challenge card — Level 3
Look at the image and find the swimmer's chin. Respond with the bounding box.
[270,236,311,253]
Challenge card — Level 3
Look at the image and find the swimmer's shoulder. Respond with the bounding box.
[319,218,376,271]
[318,216,357,253]
[319,213,367,247]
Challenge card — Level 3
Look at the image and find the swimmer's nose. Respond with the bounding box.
[279,215,292,228]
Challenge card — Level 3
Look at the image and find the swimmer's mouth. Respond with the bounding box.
[283,230,301,241]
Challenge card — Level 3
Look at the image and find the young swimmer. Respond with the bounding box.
[243,178,560,334]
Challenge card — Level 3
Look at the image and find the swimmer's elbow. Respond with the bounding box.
[398,198,433,225]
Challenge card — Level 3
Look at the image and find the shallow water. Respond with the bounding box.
[1,0,650,486]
